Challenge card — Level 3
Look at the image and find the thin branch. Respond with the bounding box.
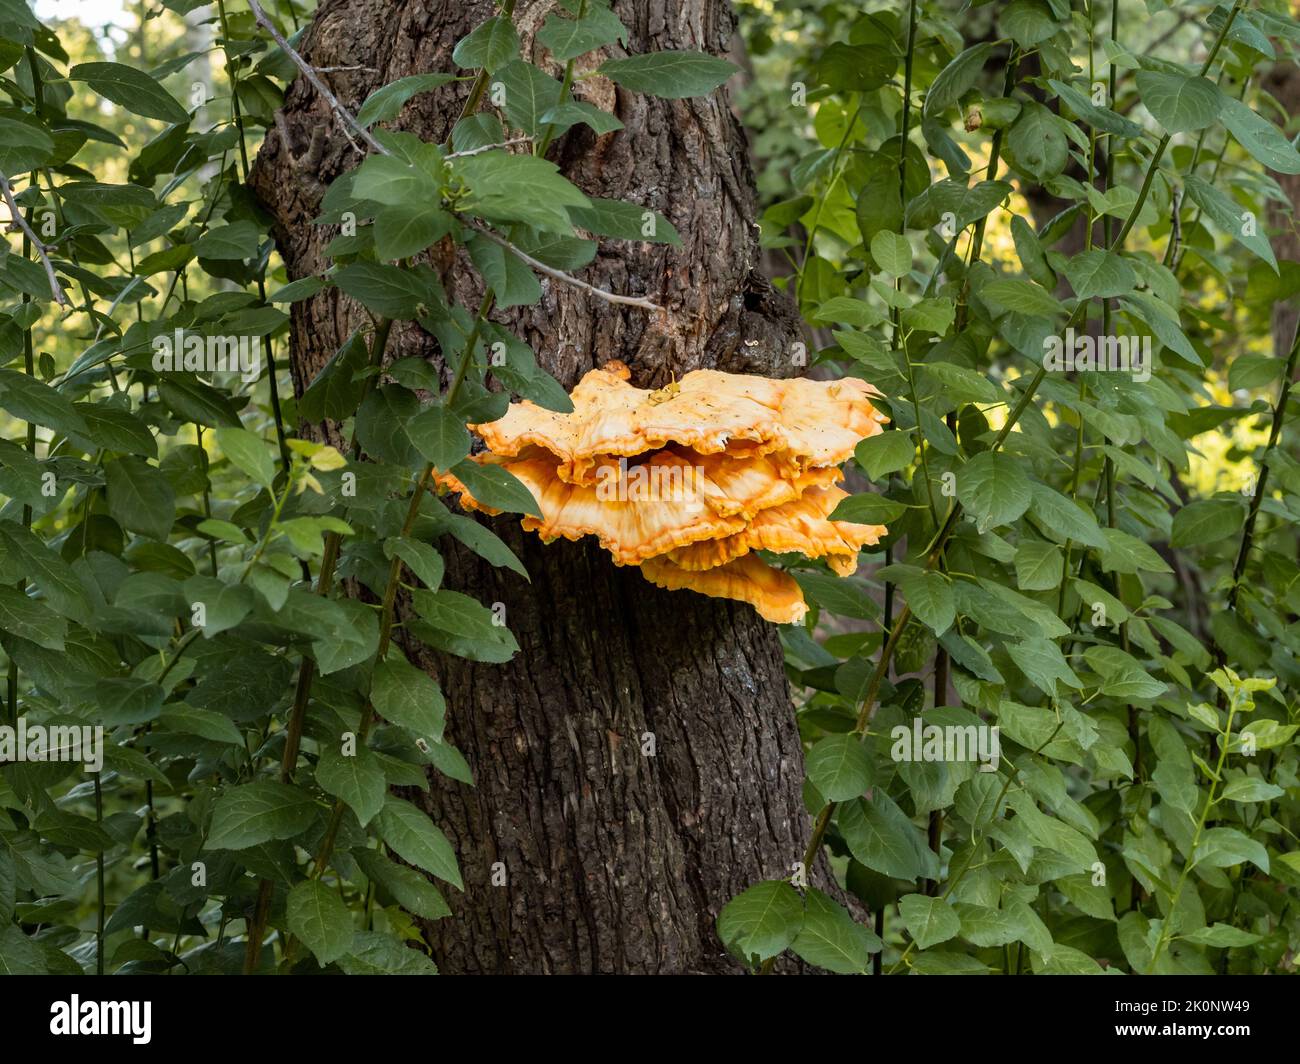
[246,0,387,156]
[445,136,534,159]
[464,221,661,310]
[0,169,68,307]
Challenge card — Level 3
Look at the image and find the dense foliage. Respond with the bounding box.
[0,0,1296,977]
[719,0,1300,974]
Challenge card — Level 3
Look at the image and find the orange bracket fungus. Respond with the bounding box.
[436,361,889,624]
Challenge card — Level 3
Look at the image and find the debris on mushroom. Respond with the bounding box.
[439,362,890,623]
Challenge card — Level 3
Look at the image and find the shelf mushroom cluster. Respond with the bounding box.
[436,361,890,624]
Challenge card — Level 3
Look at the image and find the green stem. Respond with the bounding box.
[279,297,492,969]
[536,0,585,157]
[216,0,291,475]
[95,773,105,975]
[1226,319,1300,613]
[242,317,395,975]
[454,0,519,133]
[1148,689,1243,970]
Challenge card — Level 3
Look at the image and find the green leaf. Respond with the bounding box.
[287,880,354,967]
[105,456,176,540]
[270,276,328,304]
[956,451,1032,532]
[354,848,451,921]
[904,178,1012,232]
[339,932,438,975]
[1028,483,1108,548]
[371,655,447,744]
[410,587,520,662]
[1135,70,1223,134]
[791,889,881,973]
[384,537,444,590]
[1006,102,1069,181]
[567,197,680,245]
[1182,923,1263,948]
[1083,645,1166,700]
[924,43,995,118]
[215,426,277,489]
[406,405,472,472]
[537,7,627,62]
[870,231,912,277]
[0,116,54,174]
[597,50,738,99]
[0,924,44,975]
[1183,174,1276,270]
[999,0,1062,47]
[317,744,387,827]
[374,795,462,889]
[717,880,804,963]
[1098,527,1173,574]
[897,569,956,635]
[0,585,65,650]
[72,402,158,457]
[1008,637,1082,696]
[452,16,520,73]
[0,524,90,617]
[300,329,371,423]
[374,203,454,262]
[335,263,438,319]
[159,704,245,745]
[206,782,318,850]
[827,493,906,524]
[899,894,961,949]
[467,233,542,307]
[69,62,189,123]
[1119,292,1202,365]
[1193,827,1269,873]
[979,277,1064,318]
[855,430,914,480]
[356,73,458,127]
[1014,540,1064,592]
[813,41,897,92]
[351,155,441,208]
[838,792,934,881]
[1062,250,1137,300]
[1220,96,1300,174]
[1047,78,1144,138]
[544,99,625,136]
[491,59,562,136]
[805,734,872,801]
[1170,497,1245,548]
[447,459,541,517]
[0,368,88,437]
[193,221,259,260]
[453,150,589,233]
[1057,874,1116,921]
[1219,776,1284,804]
[956,903,1032,948]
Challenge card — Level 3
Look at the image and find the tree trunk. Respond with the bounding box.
[251,0,816,973]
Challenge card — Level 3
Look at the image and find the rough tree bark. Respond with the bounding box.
[251,0,820,973]
[1262,62,1300,357]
